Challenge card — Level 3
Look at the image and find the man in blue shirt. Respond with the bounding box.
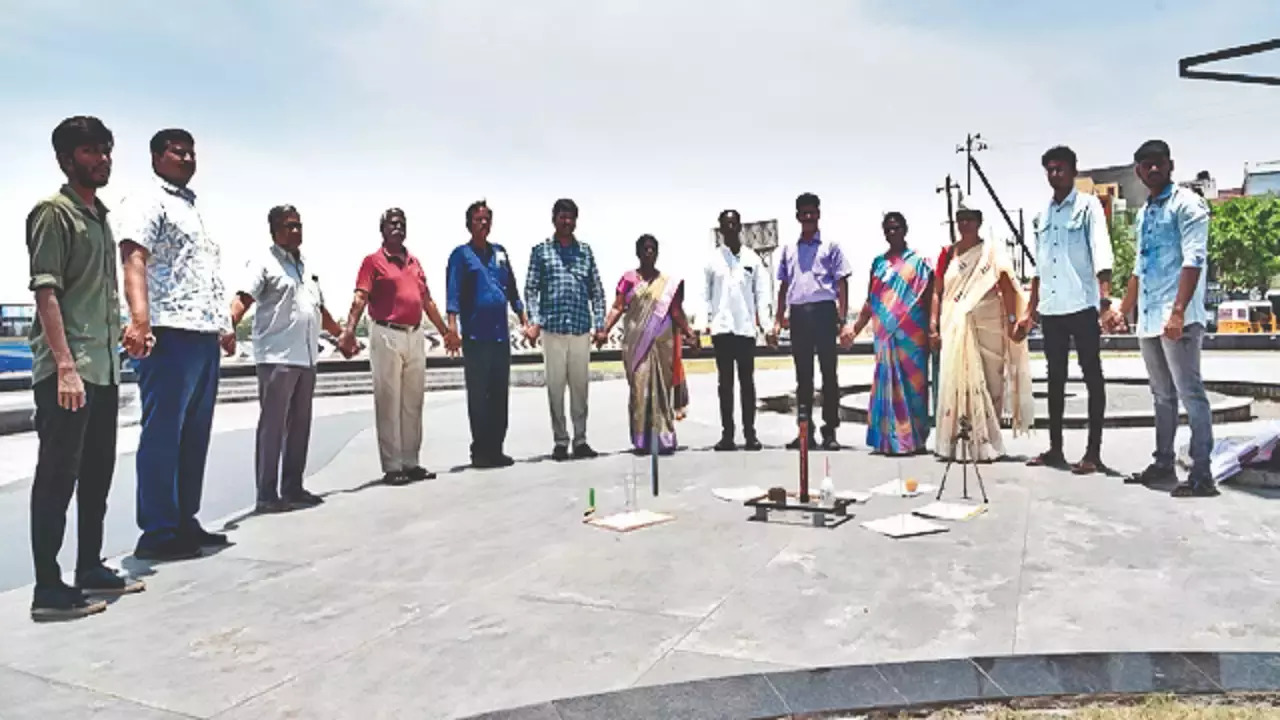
[1019,146,1120,475]
[1113,140,1217,498]
[447,201,529,468]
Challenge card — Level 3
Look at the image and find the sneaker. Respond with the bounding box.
[1126,463,1177,485]
[134,537,203,562]
[31,584,106,622]
[76,564,145,595]
[572,443,599,459]
[1172,481,1221,498]
[406,466,436,481]
[714,437,737,452]
[551,445,570,461]
[283,490,324,507]
[743,435,763,452]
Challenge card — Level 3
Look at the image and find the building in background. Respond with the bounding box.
[1243,161,1280,196]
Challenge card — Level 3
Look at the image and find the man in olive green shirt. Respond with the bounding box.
[26,116,144,622]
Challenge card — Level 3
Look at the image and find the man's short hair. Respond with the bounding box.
[51,116,113,159]
[955,207,983,223]
[267,204,298,234]
[1041,145,1077,171]
[882,211,908,232]
[1133,139,1172,163]
[380,207,406,230]
[466,200,490,228]
[552,198,578,218]
[795,192,820,211]
[718,209,740,223]
[149,128,194,155]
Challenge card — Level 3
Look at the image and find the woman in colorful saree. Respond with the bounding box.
[929,205,1034,462]
[602,235,697,454]
[848,212,934,455]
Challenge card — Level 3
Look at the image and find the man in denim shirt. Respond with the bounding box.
[1113,140,1217,497]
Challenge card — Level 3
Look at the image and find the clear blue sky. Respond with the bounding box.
[4,1,1280,314]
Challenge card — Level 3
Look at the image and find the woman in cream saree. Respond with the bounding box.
[931,207,1034,462]
[603,235,697,454]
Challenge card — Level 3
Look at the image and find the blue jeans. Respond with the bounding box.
[1139,323,1214,485]
[134,328,220,549]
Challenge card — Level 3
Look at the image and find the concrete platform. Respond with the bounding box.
[3,358,1280,719]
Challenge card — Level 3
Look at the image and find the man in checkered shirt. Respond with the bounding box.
[523,198,607,461]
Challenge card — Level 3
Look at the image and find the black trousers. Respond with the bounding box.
[790,301,840,432]
[463,338,511,459]
[1042,307,1105,456]
[30,376,118,588]
[712,333,757,439]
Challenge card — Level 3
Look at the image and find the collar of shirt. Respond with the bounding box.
[381,245,416,266]
[1049,188,1078,211]
[155,174,197,202]
[1148,183,1175,205]
[798,231,822,245]
[58,184,110,219]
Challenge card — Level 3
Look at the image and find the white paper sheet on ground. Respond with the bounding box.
[834,490,872,503]
[1180,422,1280,484]
[861,513,949,538]
[586,509,675,532]
[712,486,766,502]
[913,501,987,521]
[869,479,935,497]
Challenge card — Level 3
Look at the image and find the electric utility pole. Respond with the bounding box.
[936,174,961,244]
[956,132,989,195]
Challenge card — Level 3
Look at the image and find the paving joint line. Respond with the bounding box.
[0,663,205,720]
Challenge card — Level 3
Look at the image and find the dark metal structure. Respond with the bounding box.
[1179,38,1280,86]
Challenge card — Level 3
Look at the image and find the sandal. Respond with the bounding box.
[1027,450,1068,468]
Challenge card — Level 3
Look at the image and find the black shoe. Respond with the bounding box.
[188,528,230,548]
[1172,481,1221,498]
[786,425,817,450]
[1126,463,1177,485]
[743,435,763,452]
[405,466,436,481]
[383,471,412,486]
[819,435,842,451]
[572,443,599,459]
[256,499,295,514]
[492,453,515,467]
[552,445,570,461]
[714,437,737,452]
[76,564,145,595]
[31,584,106,622]
[283,490,324,507]
[134,537,203,562]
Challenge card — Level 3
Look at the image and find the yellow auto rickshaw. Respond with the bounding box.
[1216,300,1278,334]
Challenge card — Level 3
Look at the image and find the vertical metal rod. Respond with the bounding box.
[798,418,810,503]
[649,368,659,496]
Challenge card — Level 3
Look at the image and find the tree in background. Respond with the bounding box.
[1209,195,1280,297]
[1109,208,1136,293]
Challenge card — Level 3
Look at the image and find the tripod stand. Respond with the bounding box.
[935,415,988,503]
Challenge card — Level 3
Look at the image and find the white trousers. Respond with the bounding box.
[369,322,426,472]
[542,332,591,448]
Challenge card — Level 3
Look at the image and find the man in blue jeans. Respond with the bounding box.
[1111,139,1217,497]
[117,128,238,560]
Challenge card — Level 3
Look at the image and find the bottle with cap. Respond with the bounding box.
[820,458,834,507]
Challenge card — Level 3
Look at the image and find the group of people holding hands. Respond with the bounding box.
[22,112,1219,623]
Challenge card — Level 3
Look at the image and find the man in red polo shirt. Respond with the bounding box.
[339,208,458,484]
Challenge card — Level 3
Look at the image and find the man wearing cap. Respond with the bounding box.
[230,205,348,513]
[338,209,458,485]
[1113,140,1217,498]
[770,192,854,450]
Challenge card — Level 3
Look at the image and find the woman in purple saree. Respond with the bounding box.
[603,235,697,454]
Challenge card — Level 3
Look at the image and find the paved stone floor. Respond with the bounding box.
[2,354,1280,719]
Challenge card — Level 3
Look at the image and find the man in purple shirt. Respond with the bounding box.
[771,193,854,449]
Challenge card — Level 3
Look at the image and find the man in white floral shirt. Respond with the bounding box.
[117,128,237,561]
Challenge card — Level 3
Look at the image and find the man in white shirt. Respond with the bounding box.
[1017,145,1120,476]
[704,210,771,451]
[229,205,347,513]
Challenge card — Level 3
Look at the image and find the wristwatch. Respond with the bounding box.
[1007,313,1018,325]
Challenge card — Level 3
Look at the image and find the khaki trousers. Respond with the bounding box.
[542,332,591,448]
[369,322,426,472]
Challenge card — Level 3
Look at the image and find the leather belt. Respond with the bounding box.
[373,318,420,332]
